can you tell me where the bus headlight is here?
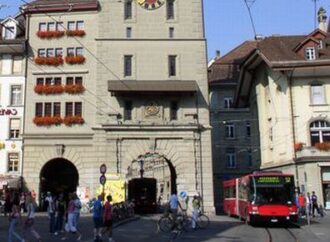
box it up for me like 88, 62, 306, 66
250, 206, 259, 214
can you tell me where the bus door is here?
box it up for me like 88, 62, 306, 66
236, 178, 239, 216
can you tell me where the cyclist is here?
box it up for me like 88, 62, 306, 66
191, 194, 201, 230
168, 191, 182, 230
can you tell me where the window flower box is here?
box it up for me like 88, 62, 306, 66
34, 85, 44, 94
314, 142, 330, 151
294, 142, 304, 152
63, 115, 85, 126
33, 116, 63, 126
36, 31, 65, 39
34, 85, 64, 95
65, 55, 85, 64
64, 84, 85, 94
66, 30, 86, 37
34, 56, 63, 66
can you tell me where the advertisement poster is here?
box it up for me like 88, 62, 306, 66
96, 173, 125, 203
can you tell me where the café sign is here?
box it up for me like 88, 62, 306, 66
0, 108, 17, 116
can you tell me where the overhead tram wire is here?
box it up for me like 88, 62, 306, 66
0, 24, 118, 118
243, 0, 257, 40
9, 1, 123, 114
19, 0, 131, 89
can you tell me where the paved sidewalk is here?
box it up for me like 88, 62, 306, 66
297, 212, 330, 241
0, 212, 138, 242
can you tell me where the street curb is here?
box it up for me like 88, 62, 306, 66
113, 216, 140, 228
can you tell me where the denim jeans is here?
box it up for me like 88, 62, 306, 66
49, 212, 56, 233
55, 213, 64, 232
8, 218, 24, 242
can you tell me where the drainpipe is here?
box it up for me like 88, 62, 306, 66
21, 13, 30, 192
286, 69, 299, 189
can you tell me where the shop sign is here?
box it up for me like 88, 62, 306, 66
0, 108, 17, 116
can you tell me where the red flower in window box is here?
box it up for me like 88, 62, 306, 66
66, 30, 85, 37
63, 115, 85, 126
314, 142, 330, 151
34, 56, 63, 66
34, 85, 44, 94
36, 31, 65, 39
64, 84, 85, 94
33, 116, 63, 126
294, 142, 304, 152
65, 55, 85, 64
34, 85, 64, 94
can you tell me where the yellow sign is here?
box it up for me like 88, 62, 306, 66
96, 173, 125, 204
0, 143, 5, 149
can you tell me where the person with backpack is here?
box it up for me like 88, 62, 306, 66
8, 204, 25, 242
102, 195, 115, 242
93, 195, 103, 242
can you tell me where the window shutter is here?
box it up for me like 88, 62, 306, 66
10, 119, 20, 130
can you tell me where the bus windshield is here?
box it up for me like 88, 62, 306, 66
250, 176, 295, 205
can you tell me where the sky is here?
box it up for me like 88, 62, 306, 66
1, 0, 330, 60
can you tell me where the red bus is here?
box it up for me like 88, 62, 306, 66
223, 171, 298, 224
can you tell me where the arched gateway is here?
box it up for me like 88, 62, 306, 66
126, 152, 177, 205
39, 158, 78, 201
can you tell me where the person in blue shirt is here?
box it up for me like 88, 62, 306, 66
93, 195, 103, 242
168, 191, 182, 229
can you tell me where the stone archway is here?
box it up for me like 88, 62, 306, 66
126, 152, 177, 202
39, 158, 78, 208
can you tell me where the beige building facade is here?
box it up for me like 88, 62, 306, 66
237, 20, 330, 209
22, 0, 214, 212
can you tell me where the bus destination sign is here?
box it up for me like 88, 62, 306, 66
256, 176, 292, 184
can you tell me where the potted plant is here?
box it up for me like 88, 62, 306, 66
34, 56, 64, 66
294, 142, 304, 152
64, 84, 85, 94
66, 30, 86, 37
36, 30, 65, 39
315, 142, 330, 151
63, 115, 85, 126
65, 55, 85, 64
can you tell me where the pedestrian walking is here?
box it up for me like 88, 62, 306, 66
102, 195, 115, 242
73, 193, 82, 229
4, 190, 12, 217
93, 195, 103, 242
306, 192, 312, 216
45, 192, 56, 234
191, 194, 201, 230
55, 193, 66, 235
311, 191, 323, 217
8, 204, 25, 242
19, 193, 26, 214
24, 194, 42, 242
61, 193, 81, 241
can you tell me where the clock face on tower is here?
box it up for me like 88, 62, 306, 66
137, 0, 165, 10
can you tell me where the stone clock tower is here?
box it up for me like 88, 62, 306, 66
95, 0, 214, 213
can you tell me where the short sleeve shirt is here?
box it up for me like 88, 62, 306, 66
169, 194, 179, 209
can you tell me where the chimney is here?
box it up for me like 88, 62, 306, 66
318, 7, 327, 32
215, 50, 221, 59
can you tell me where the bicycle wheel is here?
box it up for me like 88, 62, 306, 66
158, 216, 173, 232
182, 216, 194, 232
197, 214, 210, 229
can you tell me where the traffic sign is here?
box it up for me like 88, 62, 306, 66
99, 175, 106, 185
100, 164, 107, 174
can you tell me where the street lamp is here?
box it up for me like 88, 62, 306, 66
138, 159, 144, 178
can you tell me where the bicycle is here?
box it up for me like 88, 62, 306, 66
158, 209, 193, 233
192, 210, 210, 229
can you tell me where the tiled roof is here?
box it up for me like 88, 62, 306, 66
209, 31, 330, 85
208, 41, 257, 84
